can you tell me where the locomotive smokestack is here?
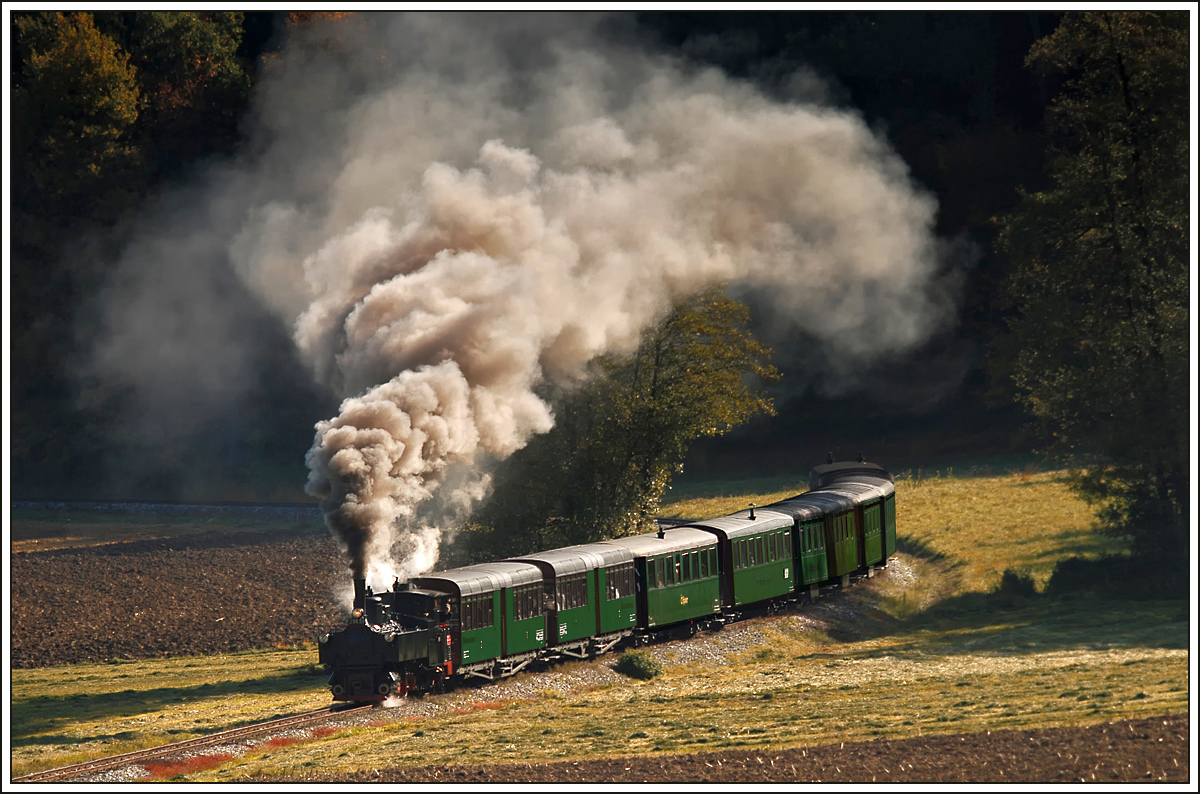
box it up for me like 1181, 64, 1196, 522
353, 578, 367, 611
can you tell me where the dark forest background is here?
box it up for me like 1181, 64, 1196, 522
8, 11, 1190, 565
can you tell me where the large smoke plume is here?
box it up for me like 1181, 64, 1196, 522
92, 14, 961, 593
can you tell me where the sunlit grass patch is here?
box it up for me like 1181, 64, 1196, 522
892, 469, 1122, 595
9, 648, 329, 777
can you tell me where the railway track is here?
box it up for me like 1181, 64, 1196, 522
12, 704, 372, 783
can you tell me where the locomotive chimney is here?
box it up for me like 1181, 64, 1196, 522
353, 578, 367, 611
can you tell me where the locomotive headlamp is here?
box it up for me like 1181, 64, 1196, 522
384, 633, 395, 642
319, 633, 330, 644
353, 608, 364, 619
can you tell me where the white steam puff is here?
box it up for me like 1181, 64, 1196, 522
228, 15, 957, 590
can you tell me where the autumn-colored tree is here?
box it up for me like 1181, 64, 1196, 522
122, 11, 251, 173
12, 12, 141, 217
995, 12, 1188, 559
468, 291, 778, 558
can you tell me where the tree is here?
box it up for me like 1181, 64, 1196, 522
12, 12, 141, 219
121, 11, 251, 174
469, 290, 779, 558
995, 12, 1188, 559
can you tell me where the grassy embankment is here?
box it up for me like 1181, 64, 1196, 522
9, 467, 1190, 780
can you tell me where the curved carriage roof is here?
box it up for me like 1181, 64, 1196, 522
772, 489, 857, 517
508, 542, 634, 577
683, 509, 793, 540
760, 497, 825, 522
598, 526, 718, 559
817, 478, 894, 504
809, 460, 894, 490
410, 560, 543, 598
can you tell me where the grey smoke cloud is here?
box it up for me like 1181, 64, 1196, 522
92, 13, 961, 590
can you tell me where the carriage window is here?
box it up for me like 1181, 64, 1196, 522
607, 562, 634, 600
557, 575, 585, 611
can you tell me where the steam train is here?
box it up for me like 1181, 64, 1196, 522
318, 456, 896, 701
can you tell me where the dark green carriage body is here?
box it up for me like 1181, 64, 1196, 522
685, 510, 795, 608
411, 561, 546, 672
826, 482, 885, 569
410, 567, 502, 672
794, 491, 859, 578
509, 543, 637, 645
806, 459, 897, 570
860, 499, 884, 567
883, 491, 897, 561
761, 499, 829, 586
817, 476, 896, 570
601, 528, 721, 630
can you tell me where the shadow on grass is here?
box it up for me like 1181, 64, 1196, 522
10, 664, 328, 746
831, 568, 1189, 660
894, 535, 952, 563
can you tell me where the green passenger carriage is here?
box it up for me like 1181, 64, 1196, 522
509, 543, 637, 658
758, 498, 829, 598
684, 508, 795, 616
411, 561, 547, 681
601, 527, 721, 632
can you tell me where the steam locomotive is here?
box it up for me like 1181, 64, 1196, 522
317, 456, 896, 701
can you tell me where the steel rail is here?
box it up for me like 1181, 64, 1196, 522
12, 704, 372, 783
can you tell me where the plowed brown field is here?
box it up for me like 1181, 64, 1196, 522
251, 715, 1189, 783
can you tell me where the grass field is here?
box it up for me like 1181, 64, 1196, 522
8, 467, 1192, 780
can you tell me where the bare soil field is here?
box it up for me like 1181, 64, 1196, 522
252, 715, 1188, 783
9, 520, 1190, 783
10, 524, 346, 668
